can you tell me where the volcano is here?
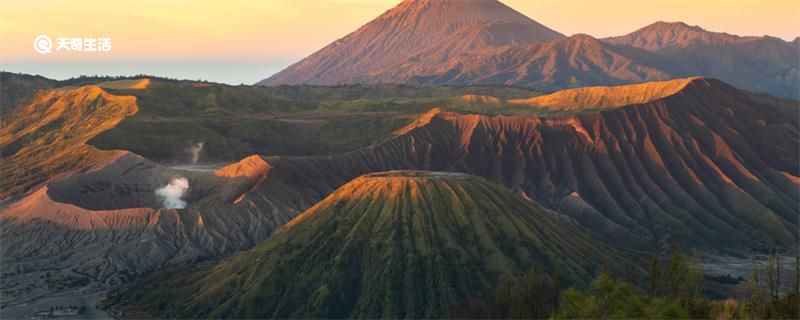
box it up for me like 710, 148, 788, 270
115, 171, 629, 319
234, 78, 800, 253
259, 0, 563, 86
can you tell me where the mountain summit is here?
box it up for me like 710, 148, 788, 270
259, 0, 563, 86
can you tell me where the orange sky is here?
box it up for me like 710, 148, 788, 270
1, 0, 798, 83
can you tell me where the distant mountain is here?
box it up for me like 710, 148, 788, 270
405, 34, 676, 91
259, 0, 563, 86
259, 3, 800, 99
604, 22, 800, 98
114, 171, 630, 318
603, 21, 758, 51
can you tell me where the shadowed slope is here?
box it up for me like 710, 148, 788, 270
410, 34, 674, 90
117, 171, 629, 319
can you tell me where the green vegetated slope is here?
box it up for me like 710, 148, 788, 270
117, 171, 631, 319
250, 83, 543, 102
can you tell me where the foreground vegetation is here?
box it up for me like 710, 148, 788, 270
450, 251, 800, 319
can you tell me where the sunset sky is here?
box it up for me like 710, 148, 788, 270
2, 0, 798, 84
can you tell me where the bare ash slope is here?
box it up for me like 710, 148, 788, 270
241, 78, 799, 252
0, 152, 294, 306
260, 0, 563, 86
115, 171, 630, 319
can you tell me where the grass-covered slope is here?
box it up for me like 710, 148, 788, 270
116, 171, 629, 319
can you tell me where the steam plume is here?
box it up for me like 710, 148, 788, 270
188, 142, 205, 164
155, 177, 190, 209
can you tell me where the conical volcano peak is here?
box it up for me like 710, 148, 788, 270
387, 0, 543, 25
259, 0, 563, 86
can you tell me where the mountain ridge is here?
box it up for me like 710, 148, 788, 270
603, 21, 761, 51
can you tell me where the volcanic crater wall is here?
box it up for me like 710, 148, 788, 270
242, 78, 799, 252
47, 153, 246, 210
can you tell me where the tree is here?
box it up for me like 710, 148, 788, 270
795, 255, 799, 297
650, 253, 661, 297
766, 253, 782, 308
552, 272, 688, 319
648, 249, 703, 304
490, 276, 513, 319
749, 261, 763, 319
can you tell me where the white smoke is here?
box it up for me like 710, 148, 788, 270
155, 177, 190, 209
188, 142, 204, 164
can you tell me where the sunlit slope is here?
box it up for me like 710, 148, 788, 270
98, 78, 151, 90
120, 171, 629, 319
0, 86, 138, 199
509, 78, 697, 111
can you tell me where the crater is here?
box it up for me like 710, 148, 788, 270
46, 152, 251, 210
362, 170, 474, 179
